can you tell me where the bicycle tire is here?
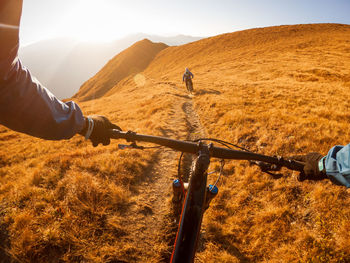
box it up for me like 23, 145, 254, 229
171, 147, 210, 263
186, 80, 193, 94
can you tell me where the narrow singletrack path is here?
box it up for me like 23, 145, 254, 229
118, 83, 207, 262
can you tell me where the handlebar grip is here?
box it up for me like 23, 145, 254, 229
279, 159, 304, 172
109, 129, 124, 138
109, 129, 137, 141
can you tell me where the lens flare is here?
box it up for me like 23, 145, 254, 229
134, 74, 146, 87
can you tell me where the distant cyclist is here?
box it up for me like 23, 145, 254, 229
291, 144, 350, 188
182, 68, 194, 94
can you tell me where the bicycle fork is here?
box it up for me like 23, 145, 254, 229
172, 143, 219, 210
171, 143, 219, 263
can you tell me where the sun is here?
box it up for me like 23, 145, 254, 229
60, 0, 135, 43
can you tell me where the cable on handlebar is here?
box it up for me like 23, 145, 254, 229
192, 138, 252, 152
176, 137, 285, 186
177, 152, 184, 180
211, 159, 225, 188
194, 138, 297, 176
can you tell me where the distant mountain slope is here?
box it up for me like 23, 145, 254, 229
19, 34, 202, 99
144, 23, 350, 80
72, 39, 168, 101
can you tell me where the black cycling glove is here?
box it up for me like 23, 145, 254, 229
290, 152, 327, 181
79, 115, 121, 147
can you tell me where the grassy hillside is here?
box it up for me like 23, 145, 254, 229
73, 39, 168, 101
1, 23, 350, 262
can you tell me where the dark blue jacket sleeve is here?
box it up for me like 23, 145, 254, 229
0, 0, 84, 140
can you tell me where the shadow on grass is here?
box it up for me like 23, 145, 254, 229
195, 88, 221, 95
164, 92, 191, 100
201, 230, 251, 263
0, 219, 19, 263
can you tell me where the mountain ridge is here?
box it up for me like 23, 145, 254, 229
19, 33, 203, 99
94, 23, 349, 100
72, 39, 168, 101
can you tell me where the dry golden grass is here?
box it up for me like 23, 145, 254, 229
0, 74, 188, 262
1, 23, 350, 262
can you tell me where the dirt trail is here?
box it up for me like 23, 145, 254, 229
119, 84, 207, 262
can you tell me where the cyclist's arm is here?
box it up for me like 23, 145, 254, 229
0, 0, 85, 140
323, 144, 350, 188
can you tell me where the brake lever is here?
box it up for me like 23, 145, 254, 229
249, 160, 282, 172
118, 142, 144, 150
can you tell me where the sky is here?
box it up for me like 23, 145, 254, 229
20, 0, 350, 46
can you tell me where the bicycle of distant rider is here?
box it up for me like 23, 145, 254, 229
185, 79, 194, 94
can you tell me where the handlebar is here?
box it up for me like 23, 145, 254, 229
109, 130, 304, 172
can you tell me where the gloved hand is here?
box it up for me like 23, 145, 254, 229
79, 115, 121, 147
289, 152, 327, 181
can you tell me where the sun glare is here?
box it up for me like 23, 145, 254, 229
60, 0, 136, 43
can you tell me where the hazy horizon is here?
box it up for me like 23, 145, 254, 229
20, 0, 350, 46
19, 32, 205, 48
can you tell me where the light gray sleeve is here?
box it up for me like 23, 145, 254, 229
324, 145, 350, 188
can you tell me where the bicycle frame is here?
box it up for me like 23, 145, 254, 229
109, 130, 304, 262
